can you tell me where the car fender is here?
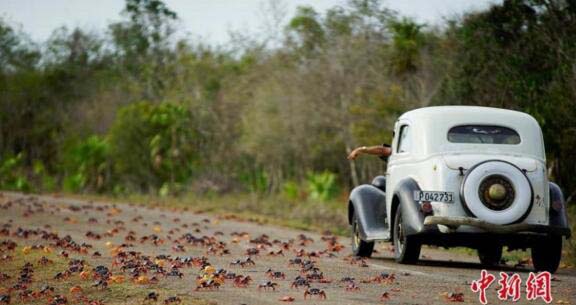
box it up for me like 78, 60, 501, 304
348, 184, 389, 241
549, 182, 571, 238
392, 178, 427, 236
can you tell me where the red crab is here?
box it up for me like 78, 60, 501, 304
233, 275, 252, 288
229, 257, 255, 267
291, 276, 310, 289
266, 268, 286, 280
163, 296, 181, 304
362, 272, 396, 284
195, 279, 221, 291
304, 288, 326, 300
144, 292, 159, 302
345, 282, 360, 292
444, 292, 464, 302
257, 281, 278, 291
267, 250, 284, 256
380, 292, 390, 301
245, 248, 259, 256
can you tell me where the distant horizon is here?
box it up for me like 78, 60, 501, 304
1, 0, 501, 45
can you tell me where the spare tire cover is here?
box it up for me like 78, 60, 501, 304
460, 160, 533, 225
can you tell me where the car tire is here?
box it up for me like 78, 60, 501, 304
461, 160, 533, 225
393, 205, 421, 264
351, 213, 374, 257
532, 235, 562, 273
477, 246, 503, 266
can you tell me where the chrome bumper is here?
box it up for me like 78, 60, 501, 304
424, 216, 571, 237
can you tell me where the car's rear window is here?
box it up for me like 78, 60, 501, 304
447, 125, 521, 144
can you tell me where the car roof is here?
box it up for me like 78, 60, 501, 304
395, 106, 545, 160
398, 106, 535, 122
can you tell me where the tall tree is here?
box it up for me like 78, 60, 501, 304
434, 0, 576, 198
109, 0, 178, 100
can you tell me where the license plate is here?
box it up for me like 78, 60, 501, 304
413, 191, 454, 203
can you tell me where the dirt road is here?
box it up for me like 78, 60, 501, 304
0, 192, 574, 305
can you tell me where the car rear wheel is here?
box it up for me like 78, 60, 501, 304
532, 235, 562, 273
477, 245, 502, 266
351, 213, 374, 257
393, 205, 421, 264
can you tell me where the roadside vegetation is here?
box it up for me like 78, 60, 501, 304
0, 0, 575, 264
114, 192, 349, 235
567, 206, 576, 266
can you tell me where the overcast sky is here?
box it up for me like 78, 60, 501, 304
1, 0, 501, 45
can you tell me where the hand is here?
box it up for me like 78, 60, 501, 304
347, 148, 361, 160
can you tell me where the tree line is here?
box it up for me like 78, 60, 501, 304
0, 0, 574, 203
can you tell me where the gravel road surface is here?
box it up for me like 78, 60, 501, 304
0, 192, 574, 305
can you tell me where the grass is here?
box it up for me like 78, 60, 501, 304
0, 246, 212, 305
448, 246, 531, 264
69, 191, 351, 236
565, 205, 576, 267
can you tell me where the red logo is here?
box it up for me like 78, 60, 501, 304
526, 271, 552, 303
471, 270, 553, 304
470, 270, 496, 304
497, 272, 522, 302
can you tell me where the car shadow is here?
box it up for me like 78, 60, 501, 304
371, 256, 576, 277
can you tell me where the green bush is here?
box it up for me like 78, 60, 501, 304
32, 160, 56, 192
306, 171, 338, 201
63, 173, 85, 193
0, 154, 31, 192
62, 135, 110, 193
281, 180, 301, 201
108, 101, 198, 194
239, 169, 269, 195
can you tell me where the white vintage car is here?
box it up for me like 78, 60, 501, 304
348, 106, 571, 273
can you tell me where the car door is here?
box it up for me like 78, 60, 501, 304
386, 120, 412, 223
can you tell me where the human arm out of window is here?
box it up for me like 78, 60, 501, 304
347, 144, 391, 160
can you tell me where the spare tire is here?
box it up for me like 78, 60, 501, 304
460, 160, 533, 225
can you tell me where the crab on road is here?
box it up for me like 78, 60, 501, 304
257, 281, 279, 291
304, 288, 326, 300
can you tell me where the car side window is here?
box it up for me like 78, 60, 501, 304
397, 125, 410, 153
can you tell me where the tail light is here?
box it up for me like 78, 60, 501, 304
421, 201, 433, 215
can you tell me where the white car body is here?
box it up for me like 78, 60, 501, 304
348, 105, 570, 272
385, 106, 548, 231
